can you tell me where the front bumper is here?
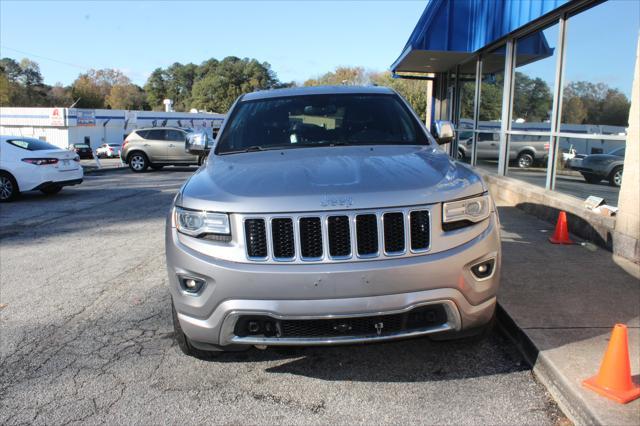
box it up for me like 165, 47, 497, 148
166, 214, 501, 347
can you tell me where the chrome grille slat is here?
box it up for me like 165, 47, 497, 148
242, 206, 431, 263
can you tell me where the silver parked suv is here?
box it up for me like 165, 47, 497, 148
121, 127, 198, 172
166, 86, 501, 357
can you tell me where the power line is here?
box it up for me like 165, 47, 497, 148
0, 45, 90, 71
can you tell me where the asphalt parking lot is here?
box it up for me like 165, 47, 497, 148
0, 168, 568, 425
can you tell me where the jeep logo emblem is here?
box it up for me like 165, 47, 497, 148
321, 195, 353, 208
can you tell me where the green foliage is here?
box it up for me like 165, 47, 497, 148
513, 73, 552, 122
106, 84, 147, 110
563, 81, 630, 126
190, 57, 279, 112
369, 71, 429, 120
304, 66, 368, 87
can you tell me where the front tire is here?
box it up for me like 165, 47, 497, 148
516, 152, 534, 168
128, 152, 149, 172
608, 167, 623, 187
41, 185, 62, 195
0, 172, 19, 202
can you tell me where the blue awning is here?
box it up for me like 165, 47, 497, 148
391, 0, 570, 75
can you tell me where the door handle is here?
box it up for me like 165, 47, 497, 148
144, 144, 150, 147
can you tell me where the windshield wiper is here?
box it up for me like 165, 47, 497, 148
221, 145, 266, 155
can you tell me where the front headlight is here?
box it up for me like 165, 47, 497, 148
442, 194, 491, 231
175, 207, 231, 240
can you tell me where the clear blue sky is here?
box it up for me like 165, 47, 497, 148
1, 0, 638, 96
0, 1, 425, 85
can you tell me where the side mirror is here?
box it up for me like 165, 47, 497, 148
185, 132, 212, 155
432, 120, 455, 145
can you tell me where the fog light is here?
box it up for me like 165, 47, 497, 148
248, 321, 260, 333
179, 277, 205, 293
471, 259, 495, 280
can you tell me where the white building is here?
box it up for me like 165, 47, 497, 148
0, 107, 225, 150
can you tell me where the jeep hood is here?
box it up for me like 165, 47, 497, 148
180, 145, 485, 213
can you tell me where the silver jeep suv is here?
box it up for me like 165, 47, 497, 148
166, 86, 501, 357
121, 127, 198, 172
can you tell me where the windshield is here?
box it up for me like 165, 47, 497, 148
7, 138, 60, 151
608, 147, 625, 157
215, 94, 429, 154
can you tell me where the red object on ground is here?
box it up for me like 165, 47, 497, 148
549, 211, 573, 244
583, 324, 640, 404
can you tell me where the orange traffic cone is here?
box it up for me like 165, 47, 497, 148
583, 324, 640, 404
549, 211, 573, 244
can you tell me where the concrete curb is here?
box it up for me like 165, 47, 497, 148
495, 304, 599, 425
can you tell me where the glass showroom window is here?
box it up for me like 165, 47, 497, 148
557, 0, 637, 205
456, 74, 477, 163
476, 45, 506, 174
506, 22, 560, 188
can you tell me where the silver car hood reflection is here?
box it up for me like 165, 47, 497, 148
179, 145, 485, 213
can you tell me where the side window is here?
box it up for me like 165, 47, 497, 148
136, 130, 149, 139
145, 129, 166, 140
166, 130, 185, 142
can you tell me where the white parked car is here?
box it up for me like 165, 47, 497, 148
96, 143, 122, 158
0, 136, 84, 202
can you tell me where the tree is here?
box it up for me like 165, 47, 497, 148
164, 62, 197, 111
190, 57, 279, 112
0, 73, 13, 106
561, 96, 587, 124
512, 73, 552, 122
600, 89, 630, 126
18, 59, 44, 87
71, 74, 105, 108
562, 81, 630, 126
369, 71, 429, 120
144, 68, 168, 111
106, 84, 147, 110
0, 58, 23, 82
71, 68, 134, 109
304, 66, 368, 86
47, 83, 73, 107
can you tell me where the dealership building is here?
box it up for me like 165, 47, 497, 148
392, 0, 639, 262
0, 107, 224, 150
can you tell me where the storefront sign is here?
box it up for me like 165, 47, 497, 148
49, 108, 65, 126
77, 110, 96, 127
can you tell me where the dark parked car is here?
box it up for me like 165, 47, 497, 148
568, 147, 625, 187
69, 143, 94, 159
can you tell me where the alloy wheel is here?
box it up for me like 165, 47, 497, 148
0, 176, 14, 201
613, 169, 623, 186
131, 155, 145, 171
518, 155, 533, 168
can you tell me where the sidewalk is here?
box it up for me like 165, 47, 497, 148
496, 205, 640, 425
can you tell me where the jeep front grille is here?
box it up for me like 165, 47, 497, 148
244, 219, 268, 259
242, 206, 431, 263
